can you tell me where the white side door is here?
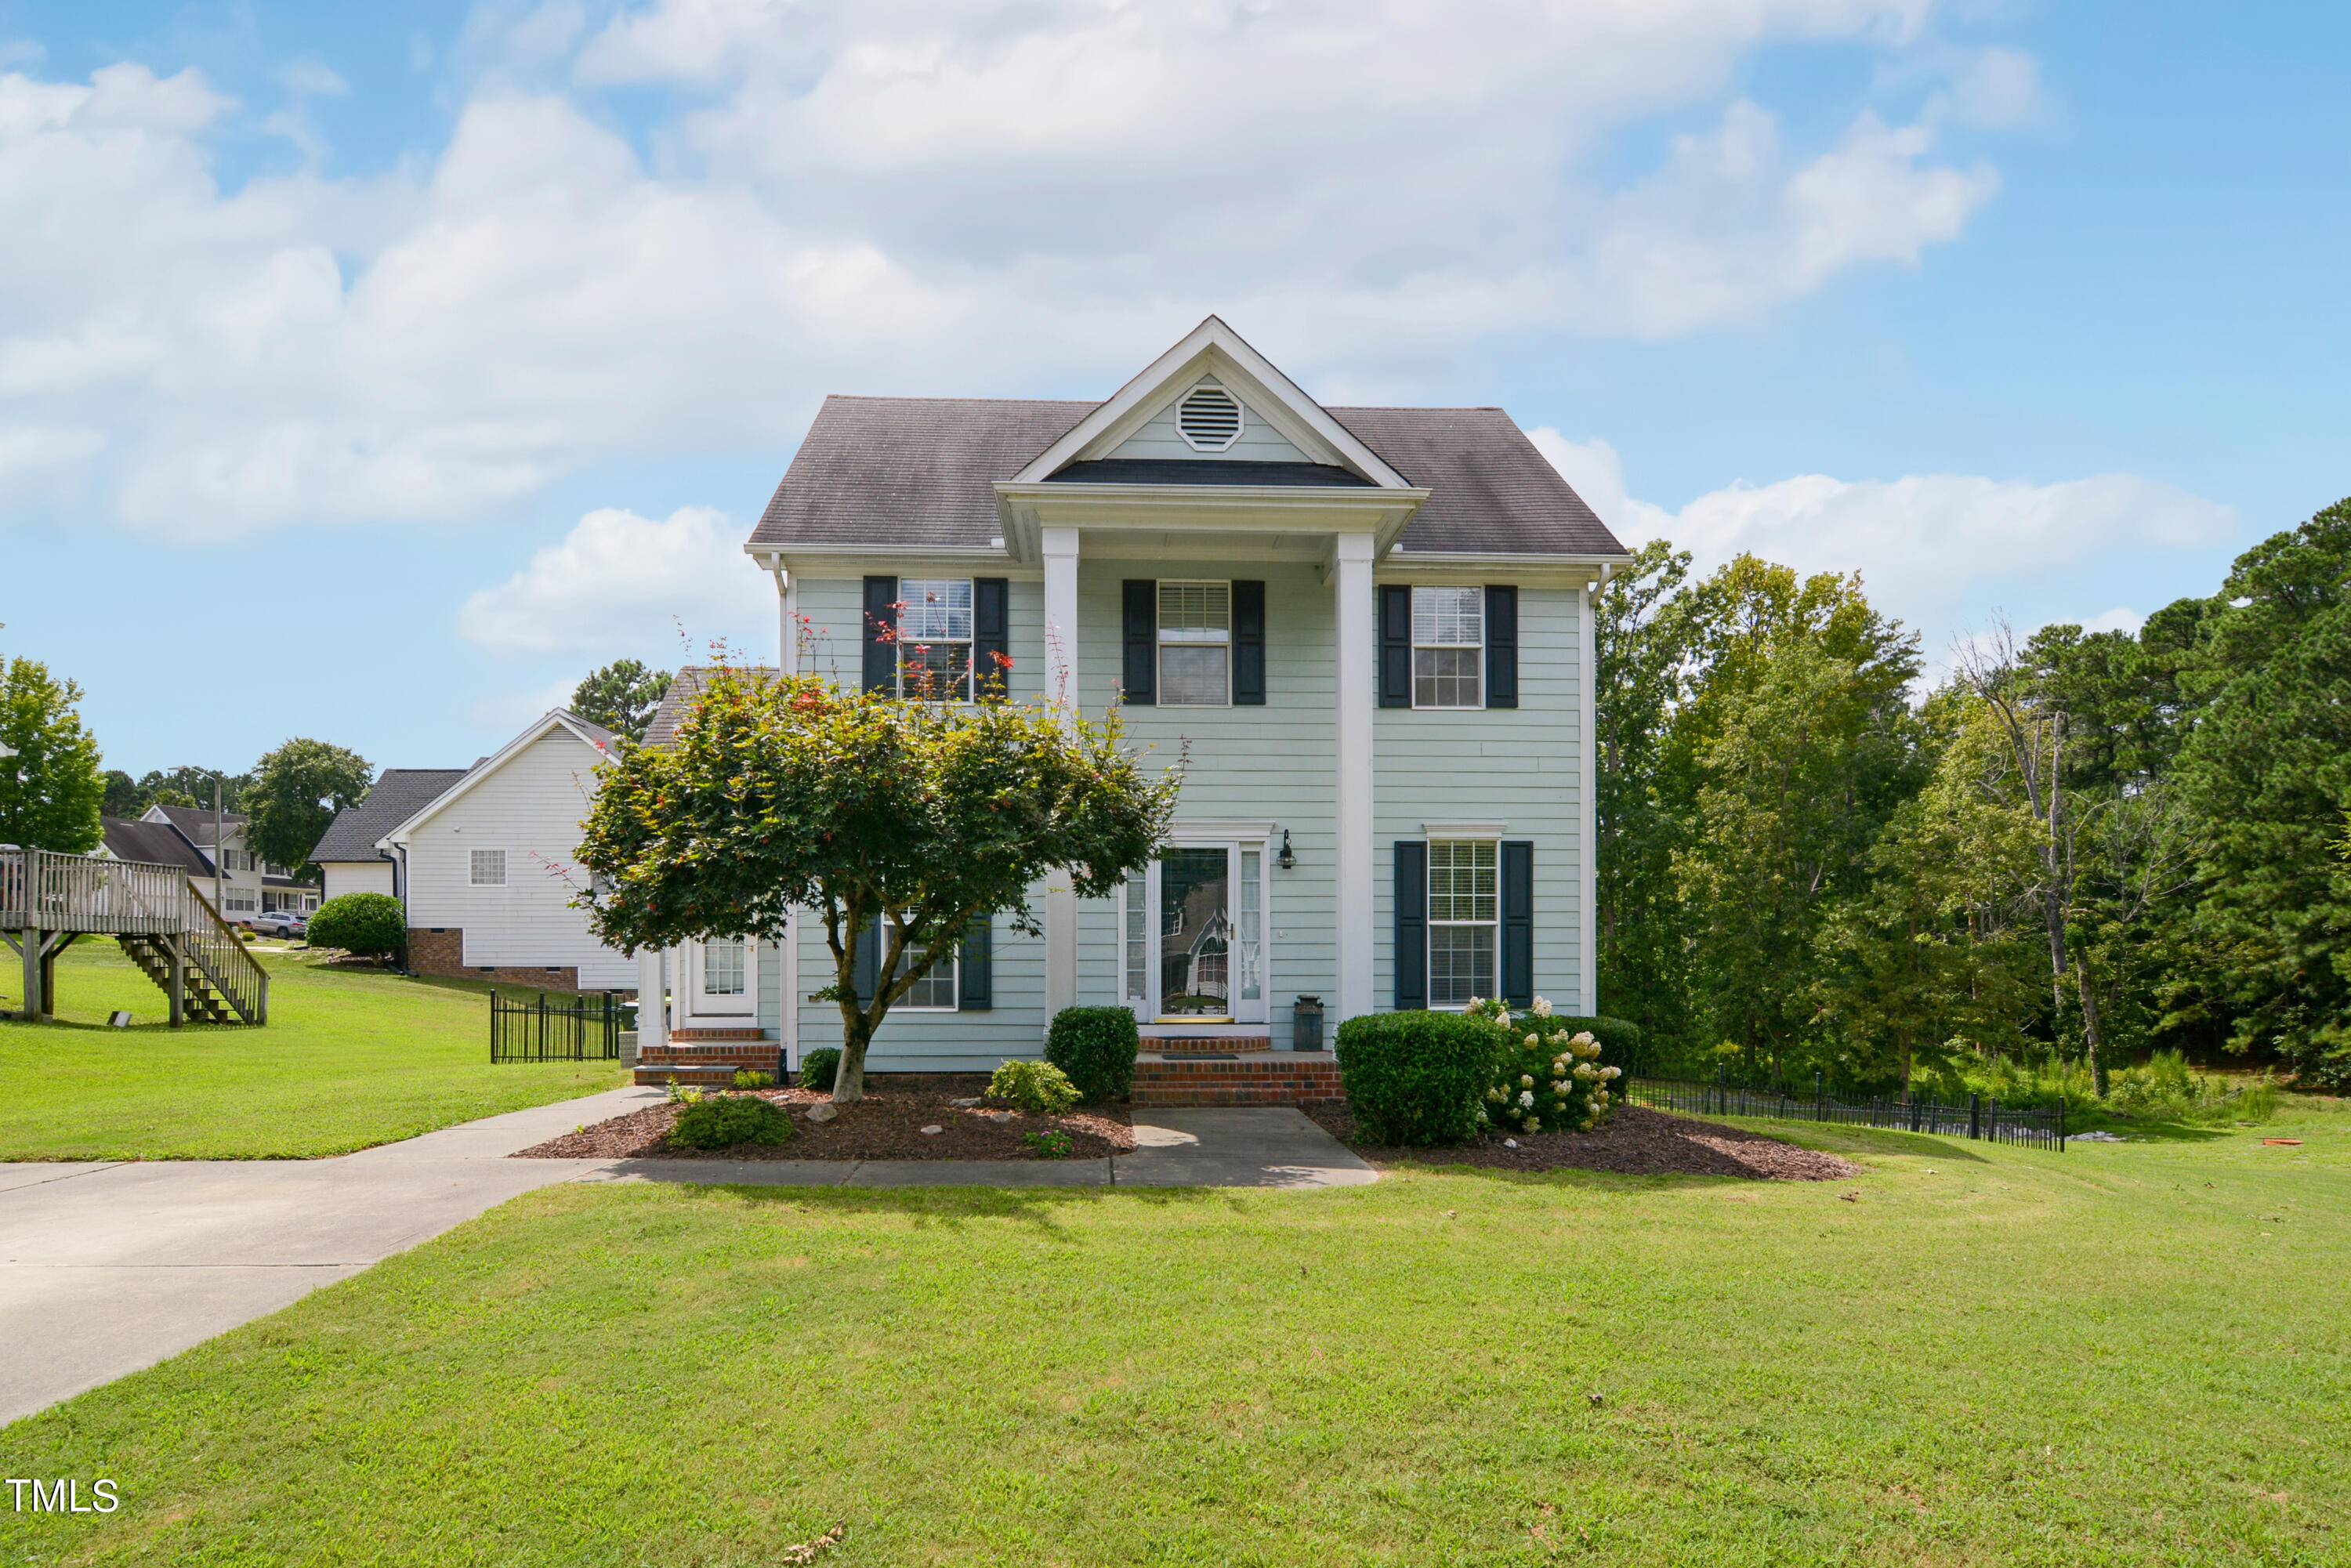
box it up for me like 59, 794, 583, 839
682, 936, 755, 1023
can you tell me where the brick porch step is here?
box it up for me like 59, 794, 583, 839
668, 1027, 766, 1041
633, 1063, 748, 1088
1148, 1035, 1273, 1054
1132, 1052, 1342, 1106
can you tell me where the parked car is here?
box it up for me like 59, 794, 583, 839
252, 911, 308, 940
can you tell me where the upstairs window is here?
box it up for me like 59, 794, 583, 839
1412, 586, 1483, 708
897, 578, 973, 701
1157, 581, 1231, 706
469, 849, 507, 887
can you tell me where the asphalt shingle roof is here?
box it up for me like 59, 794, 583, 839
746, 395, 1626, 558
150, 803, 244, 847
643, 667, 781, 751
100, 817, 212, 876
307, 769, 469, 864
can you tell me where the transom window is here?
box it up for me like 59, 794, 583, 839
1427, 838, 1498, 1007
1413, 586, 1483, 708
469, 849, 507, 887
1158, 581, 1230, 706
897, 578, 973, 701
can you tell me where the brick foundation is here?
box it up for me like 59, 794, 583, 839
405, 927, 580, 991
1131, 1052, 1343, 1106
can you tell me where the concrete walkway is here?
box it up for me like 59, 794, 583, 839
0, 1091, 1370, 1425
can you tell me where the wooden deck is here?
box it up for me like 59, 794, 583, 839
2, 848, 269, 1025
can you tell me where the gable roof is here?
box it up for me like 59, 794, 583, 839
375, 711, 618, 848
307, 769, 471, 865
147, 803, 245, 847
745, 318, 1626, 562
100, 817, 213, 876
643, 665, 782, 750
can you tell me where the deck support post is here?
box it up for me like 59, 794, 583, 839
165, 936, 186, 1028
19, 919, 38, 1021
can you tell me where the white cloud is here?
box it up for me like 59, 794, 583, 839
0, 424, 104, 504
2078, 607, 2146, 637
458, 504, 773, 662
1527, 426, 2237, 658
280, 60, 350, 98
0, 6, 2023, 539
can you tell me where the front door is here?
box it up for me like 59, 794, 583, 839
683, 936, 755, 1024
1122, 841, 1267, 1025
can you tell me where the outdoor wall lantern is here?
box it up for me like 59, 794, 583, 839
1277, 829, 1297, 870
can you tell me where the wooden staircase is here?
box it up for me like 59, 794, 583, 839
4, 848, 267, 1026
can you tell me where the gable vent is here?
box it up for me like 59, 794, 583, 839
1176, 385, 1244, 451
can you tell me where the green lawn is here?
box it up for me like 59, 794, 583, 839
3, 1098, 2344, 1564
0, 940, 624, 1159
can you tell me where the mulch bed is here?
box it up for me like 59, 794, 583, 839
1299, 1101, 1862, 1181
513, 1074, 1136, 1162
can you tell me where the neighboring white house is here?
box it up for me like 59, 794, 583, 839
137, 804, 321, 920
635, 316, 1631, 1085
375, 710, 634, 991
309, 769, 469, 901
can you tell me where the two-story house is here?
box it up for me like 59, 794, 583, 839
633, 317, 1628, 1092
135, 804, 320, 922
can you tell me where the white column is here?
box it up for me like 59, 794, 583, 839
636, 945, 667, 1050
1333, 534, 1375, 1021
775, 566, 794, 675
1579, 578, 1599, 1015
781, 921, 799, 1067
1041, 526, 1081, 1019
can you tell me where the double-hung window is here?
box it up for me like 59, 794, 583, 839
1413, 587, 1483, 708
889, 922, 957, 1009
897, 578, 973, 701
701, 936, 746, 996
1426, 839, 1498, 1006
1157, 581, 1230, 705
469, 849, 507, 887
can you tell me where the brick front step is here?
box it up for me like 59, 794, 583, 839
633, 1063, 748, 1088
1132, 1052, 1342, 1106
1147, 1035, 1273, 1054
668, 1027, 766, 1041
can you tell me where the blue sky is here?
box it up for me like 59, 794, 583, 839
0, 0, 2344, 779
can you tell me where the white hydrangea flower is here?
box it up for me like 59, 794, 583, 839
1523, 1032, 1538, 1047
1574, 1063, 1596, 1080
1532, 995, 1552, 1017
1517, 1089, 1534, 1108
1602, 1065, 1621, 1080
1520, 1074, 1534, 1088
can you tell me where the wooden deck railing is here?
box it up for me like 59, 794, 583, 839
4, 847, 269, 1024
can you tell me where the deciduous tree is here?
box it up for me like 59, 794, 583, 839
248, 739, 374, 875
0, 657, 103, 854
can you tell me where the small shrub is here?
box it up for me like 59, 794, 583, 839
2106, 1051, 2277, 1125
1474, 999, 1619, 1134
798, 1048, 841, 1092
733, 1068, 774, 1090
1046, 1005, 1141, 1103
664, 1075, 694, 1105
989, 1059, 1081, 1114
671, 1093, 794, 1150
1334, 1010, 1499, 1146
1023, 1129, 1074, 1159
306, 892, 407, 959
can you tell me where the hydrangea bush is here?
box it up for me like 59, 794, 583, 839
1469, 995, 1622, 1135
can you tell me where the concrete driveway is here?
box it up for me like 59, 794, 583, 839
0, 1091, 1371, 1425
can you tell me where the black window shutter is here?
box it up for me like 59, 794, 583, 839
1233, 579, 1266, 704
1393, 840, 1427, 1011
1379, 584, 1414, 708
1122, 579, 1157, 704
958, 917, 992, 1010
852, 921, 879, 1005
973, 578, 1009, 699
1500, 840, 1534, 1009
1485, 585, 1519, 708
862, 576, 898, 694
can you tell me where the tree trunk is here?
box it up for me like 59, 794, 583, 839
2074, 957, 2107, 1098
831, 1011, 873, 1103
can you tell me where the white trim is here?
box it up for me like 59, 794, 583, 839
1421, 823, 1507, 839
1579, 580, 1599, 1015
1167, 820, 1275, 841
375, 711, 613, 851
1333, 533, 1375, 1022
1009, 316, 1411, 491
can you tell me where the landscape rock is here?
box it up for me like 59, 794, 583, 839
949, 1096, 983, 1107
920, 1124, 944, 1135
987, 1110, 1017, 1124
804, 1103, 839, 1124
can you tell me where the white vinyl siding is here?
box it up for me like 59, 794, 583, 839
1102, 382, 1311, 464
396, 726, 637, 990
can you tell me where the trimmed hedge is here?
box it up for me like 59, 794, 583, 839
1549, 1015, 1644, 1069
797, 1047, 841, 1092
306, 892, 406, 959
1045, 1005, 1141, 1103
1333, 1010, 1501, 1146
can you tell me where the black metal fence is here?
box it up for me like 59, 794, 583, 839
1625, 1066, 2067, 1150
490, 990, 622, 1063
